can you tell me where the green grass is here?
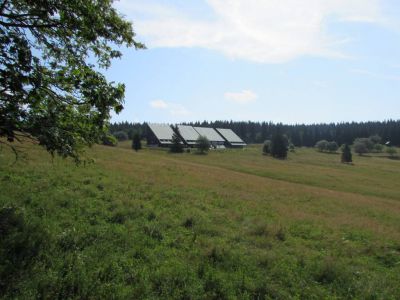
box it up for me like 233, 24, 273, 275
1, 141, 400, 299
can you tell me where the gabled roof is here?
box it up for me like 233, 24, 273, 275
148, 123, 175, 143
194, 127, 225, 142
216, 128, 246, 145
177, 125, 200, 144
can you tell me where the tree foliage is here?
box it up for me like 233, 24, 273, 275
170, 133, 183, 153
355, 138, 374, 152
386, 146, 397, 157
315, 140, 329, 152
270, 132, 288, 159
353, 140, 368, 156
369, 135, 381, 145
132, 133, 141, 152
0, 0, 144, 162
326, 141, 339, 153
262, 140, 271, 155
196, 135, 210, 154
341, 144, 352, 163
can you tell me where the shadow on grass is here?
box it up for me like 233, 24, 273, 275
387, 156, 400, 160
320, 152, 340, 155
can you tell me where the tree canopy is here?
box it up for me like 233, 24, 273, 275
0, 0, 144, 161
270, 131, 288, 159
170, 132, 184, 153
196, 135, 210, 154
132, 133, 141, 152
341, 144, 352, 163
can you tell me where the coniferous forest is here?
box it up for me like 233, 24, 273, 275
109, 120, 400, 146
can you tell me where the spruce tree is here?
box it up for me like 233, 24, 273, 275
170, 133, 184, 153
341, 144, 352, 163
132, 133, 142, 152
271, 132, 288, 159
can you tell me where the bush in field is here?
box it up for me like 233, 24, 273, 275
271, 132, 288, 159
132, 133, 142, 152
196, 136, 210, 154
262, 140, 272, 155
354, 138, 374, 153
353, 139, 369, 155
373, 143, 384, 153
113, 131, 128, 141
341, 144, 352, 163
369, 135, 382, 145
368, 135, 384, 152
327, 141, 339, 153
315, 140, 329, 152
170, 133, 184, 153
289, 143, 295, 152
386, 147, 397, 157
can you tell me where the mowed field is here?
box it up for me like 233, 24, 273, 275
1, 141, 400, 299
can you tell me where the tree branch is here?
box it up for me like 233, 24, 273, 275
0, 0, 9, 15
0, 20, 60, 29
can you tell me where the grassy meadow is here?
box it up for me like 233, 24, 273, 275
1, 141, 400, 299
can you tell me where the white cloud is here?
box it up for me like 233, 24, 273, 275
224, 90, 258, 104
116, 0, 384, 63
150, 99, 168, 109
149, 99, 190, 116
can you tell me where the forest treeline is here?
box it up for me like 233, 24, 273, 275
109, 120, 400, 146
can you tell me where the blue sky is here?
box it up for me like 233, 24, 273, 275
107, 0, 400, 124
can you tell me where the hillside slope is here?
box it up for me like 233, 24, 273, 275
1, 142, 399, 299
